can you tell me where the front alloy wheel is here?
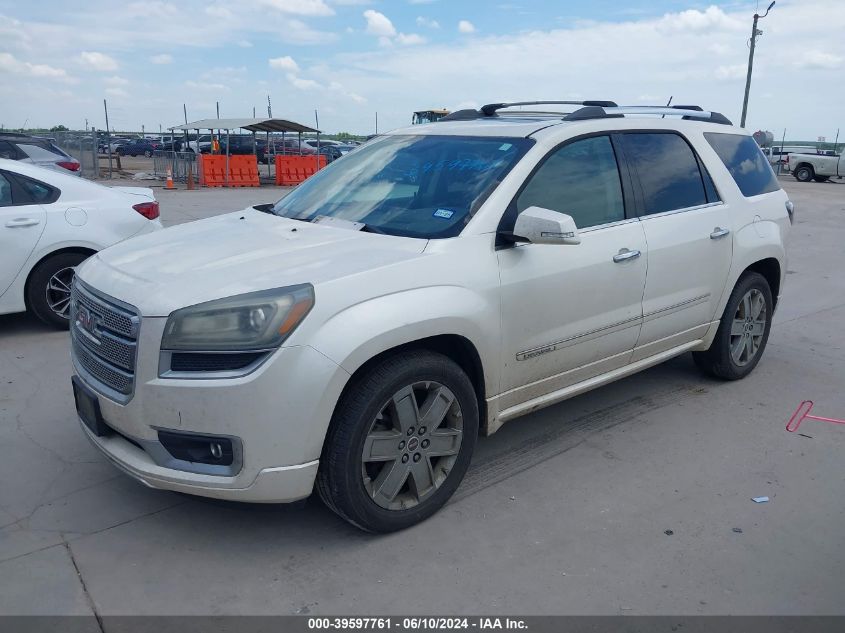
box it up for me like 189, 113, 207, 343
45, 267, 75, 320
362, 381, 463, 510
318, 351, 478, 532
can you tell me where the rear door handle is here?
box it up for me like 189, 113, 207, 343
710, 227, 730, 239
613, 249, 641, 263
5, 218, 41, 228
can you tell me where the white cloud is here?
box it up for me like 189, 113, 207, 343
416, 16, 440, 29
655, 6, 744, 34
105, 87, 128, 98
364, 10, 396, 37
794, 50, 843, 69
396, 32, 426, 45
126, 1, 178, 18
458, 20, 476, 34
104, 75, 129, 86
150, 53, 173, 65
714, 64, 746, 80
257, 0, 334, 16
282, 19, 338, 45
237, 40, 253, 48
205, 5, 233, 18
185, 80, 229, 91
287, 73, 322, 90
269, 56, 300, 72
79, 51, 118, 71
0, 52, 70, 79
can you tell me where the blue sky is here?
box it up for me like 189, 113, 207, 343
1, 0, 843, 137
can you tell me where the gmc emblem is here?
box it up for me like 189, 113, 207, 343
76, 305, 99, 337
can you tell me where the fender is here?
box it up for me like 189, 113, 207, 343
307, 285, 500, 399
696, 219, 785, 350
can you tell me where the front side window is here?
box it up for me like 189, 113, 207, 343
272, 135, 533, 239
515, 135, 625, 229
704, 132, 780, 197
622, 132, 707, 215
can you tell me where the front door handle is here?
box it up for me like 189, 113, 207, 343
5, 218, 41, 228
613, 248, 641, 263
710, 227, 730, 239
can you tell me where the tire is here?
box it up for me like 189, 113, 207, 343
793, 165, 813, 182
813, 176, 829, 183
144, 150, 152, 158
26, 252, 89, 328
318, 350, 479, 533
693, 272, 773, 380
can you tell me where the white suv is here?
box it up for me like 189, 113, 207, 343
69, 101, 792, 532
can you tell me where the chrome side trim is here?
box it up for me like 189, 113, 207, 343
637, 201, 724, 221
516, 315, 642, 361
642, 293, 710, 322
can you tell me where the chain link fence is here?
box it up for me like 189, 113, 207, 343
50, 130, 100, 178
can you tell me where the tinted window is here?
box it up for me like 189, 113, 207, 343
18, 176, 56, 203
0, 173, 12, 205
516, 135, 624, 229
704, 132, 780, 197
623, 133, 707, 214
702, 164, 721, 203
16, 143, 63, 161
272, 135, 532, 239
0, 141, 18, 160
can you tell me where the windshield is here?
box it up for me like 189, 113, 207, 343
271, 134, 533, 239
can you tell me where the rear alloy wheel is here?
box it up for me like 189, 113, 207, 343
693, 272, 772, 380
26, 252, 89, 328
793, 165, 813, 182
318, 351, 478, 532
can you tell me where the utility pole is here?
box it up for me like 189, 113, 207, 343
740, 1, 775, 128
216, 101, 220, 119
267, 95, 272, 118
103, 99, 112, 179
375, 112, 378, 134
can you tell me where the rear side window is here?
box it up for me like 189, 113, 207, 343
622, 132, 707, 214
16, 143, 64, 161
516, 135, 625, 229
0, 173, 12, 205
18, 175, 58, 203
704, 133, 780, 197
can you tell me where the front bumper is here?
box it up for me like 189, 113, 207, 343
73, 315, 350, 503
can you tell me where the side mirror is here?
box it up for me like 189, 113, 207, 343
511, 206, 581, 245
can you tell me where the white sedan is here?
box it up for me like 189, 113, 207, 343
0, 159, 163, 327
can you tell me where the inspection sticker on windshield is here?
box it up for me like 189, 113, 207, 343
433, 209, 455, 219
499, 143, 512, 151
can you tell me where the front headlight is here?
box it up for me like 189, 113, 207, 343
161, 284, 314, 351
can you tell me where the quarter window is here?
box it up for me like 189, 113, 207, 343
622, 132, 707, 214
0, 174, 12, 206
516, 135, 625, 229
18, 175, 56, 203
704, 132, 780, 197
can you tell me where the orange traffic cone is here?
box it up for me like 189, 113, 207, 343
165, 167, 177, 190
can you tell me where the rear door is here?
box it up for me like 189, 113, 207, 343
620, 131, 732, 362
0, 171, 48, 297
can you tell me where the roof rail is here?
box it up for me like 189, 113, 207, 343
440, 101, 618, 122
563, 105, 733, 125
480, 100, 618, 116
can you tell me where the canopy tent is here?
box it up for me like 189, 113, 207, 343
170, 118, 319, 134
169, 117, 322, 183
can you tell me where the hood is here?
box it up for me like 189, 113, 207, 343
77, 208, 427, 316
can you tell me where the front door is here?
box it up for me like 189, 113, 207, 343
496, 135, 647, 414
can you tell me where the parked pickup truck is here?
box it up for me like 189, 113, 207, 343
788, 152, 844, 182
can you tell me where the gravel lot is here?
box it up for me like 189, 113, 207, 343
1, 177, 843, 616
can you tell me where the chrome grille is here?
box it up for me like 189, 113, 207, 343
70, 280, 140, 401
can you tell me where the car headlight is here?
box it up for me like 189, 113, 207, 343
161, 284, 314, 351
